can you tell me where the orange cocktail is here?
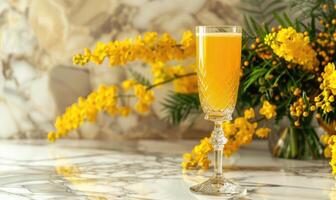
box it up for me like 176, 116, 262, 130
191, 26, 245, 197
196, 31, 242, 117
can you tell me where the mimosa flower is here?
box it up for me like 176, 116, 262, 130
323, 133, 336, 172
150, 62, 197, 93
182, 108, 269, 170
315, 63, 336, 113
329, 137, 336, 174
255, 127, 271, 138
134, 101, 150, 114
118, 107, 131, 117
48, 85, 119, 142
227, 116, 258, 152
289, 96, 313, 126
244, 108, 255, 119
73, 31, 195, 67
321, 134, 330, 145
322, 63, 336, 95
181, 137, 212, 170
173, 76, 198, 93
122, 79, 137, 91
48, 81, 157, 142
264, 27, 318, 71
325, 146, 332, 158
259, 101, 277, 119
132, 84, 155, 114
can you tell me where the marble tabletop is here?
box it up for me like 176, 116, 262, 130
0, 139, 333, 200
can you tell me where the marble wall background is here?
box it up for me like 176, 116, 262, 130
0, 0, 288, 139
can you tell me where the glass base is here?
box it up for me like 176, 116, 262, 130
190, 176, 247, 198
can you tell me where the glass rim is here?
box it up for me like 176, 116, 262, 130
195, 25, 242, 33
195, 25, 242, 29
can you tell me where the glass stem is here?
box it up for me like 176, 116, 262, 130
214, 149, 223, 177
211, 121, 227, 178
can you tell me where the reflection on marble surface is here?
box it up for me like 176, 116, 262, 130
0, 140, 333, 199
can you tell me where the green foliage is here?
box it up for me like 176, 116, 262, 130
273, 12, 294, 27
242, 67, 268, 92
239, 0, 288, 37
127, 68, 151, 86
239, 41, 319, 123
237, 0, 335, 125
322, 111, 336, 124
162, 93, 201, 124
244, 16, 269, 38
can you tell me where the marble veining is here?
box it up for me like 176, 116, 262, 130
0, 140, 333, 200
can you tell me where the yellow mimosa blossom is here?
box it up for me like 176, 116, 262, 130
223, 117, 257, 157
134, 101, 150, 114
244, 108, 255, 119
133, 84, 155, 114
118, 107, 131, 117
73, 31, 195, 67
170, 65, 197, 93
180, 30, 196, 56
264, 32, 276, 45
122, 79, 137, 91
151, 62, 168, 84
150, 62, 197, 93
289, 96, 313, 126
259, 101, 277, 119
321, 63, 336, 95
182, 108, 269, 170
325, 146, 332, 158
72, 48, 91, 66
315, 63, 336, 113
264, 27, 318, 71
321, 133, 330, 145
181, 137, 212, 170
48, 82, 157, 141
48, 85, 119, 142
325, 134, 336, 174
330, 136, 336, 174
255, 127, 271, 138
173, 75, 198, 93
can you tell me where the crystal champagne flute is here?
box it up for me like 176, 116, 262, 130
190, 25, 247, 197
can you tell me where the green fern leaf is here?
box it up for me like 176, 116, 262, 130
127, 68, 151, 86
162, 93, 201, 124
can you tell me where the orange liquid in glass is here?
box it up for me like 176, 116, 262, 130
196, 33, 242, 111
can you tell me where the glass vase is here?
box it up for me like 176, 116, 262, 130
268, 124, 324, 159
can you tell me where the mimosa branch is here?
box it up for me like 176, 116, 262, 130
146, 72, 197, 90
116, 72, 197, 99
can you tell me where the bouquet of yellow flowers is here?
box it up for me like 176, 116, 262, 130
48, 0, 336, 174
182, 0, 336, 172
